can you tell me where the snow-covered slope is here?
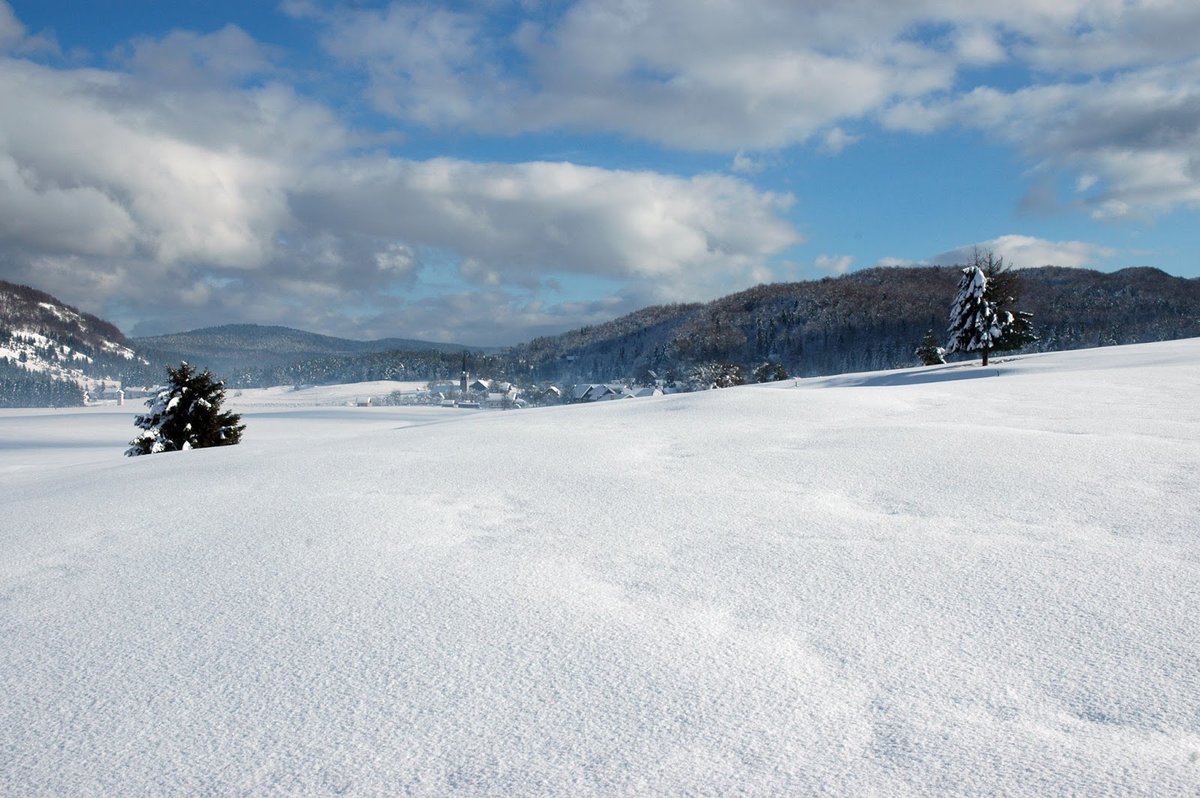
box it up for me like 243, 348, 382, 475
0, 280, 142, 400
3, 340, 1199, 795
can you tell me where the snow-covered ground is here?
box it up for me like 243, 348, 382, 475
228, 380, 431, 407
2, 340, 1199, 795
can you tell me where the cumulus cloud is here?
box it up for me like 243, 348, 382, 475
730, 151, 764, 175
294, 1, 1200, 223
0, 12, 802, 343
112, 24, 277, 88
889, 60, 1200, 219
296, 1, 1200, 156
305, 0, 961, 150
4, 1, 1195, 343
0, 2, 23, 48
873, 256, 922, 268
815, 254, 854, 275
0, 58, 299, 272
931, 235, 1116, 270
952, 27, 1007, 66
879, 1, 1200, 222
0, 0, 56, 55
292, 158, 799, 292
1012, 0, 1200, 73
818, 128, 861, 155
306, 3, 510, 127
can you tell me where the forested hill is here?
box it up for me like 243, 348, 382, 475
508, 266, 1200, 382
0, 280, 147, 406
4, 266, 1200, 401
132, 324, 496, 376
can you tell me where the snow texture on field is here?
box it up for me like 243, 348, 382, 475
2, 340, 1199, 796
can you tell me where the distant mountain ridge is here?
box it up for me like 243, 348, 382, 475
3, 265, 1200, 404
133, 324, 497, 376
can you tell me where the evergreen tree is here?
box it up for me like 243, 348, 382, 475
993, 310, 1038, 352
753, 361, 789, 382
915, 330, 947, 365
947, 264, 1004, 366
981, 252, 1038, 352
0, 359, 86, 407
687, 361, 746, 390
126, 362, 245, 456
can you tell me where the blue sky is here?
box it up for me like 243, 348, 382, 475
1, 1, 1197, 344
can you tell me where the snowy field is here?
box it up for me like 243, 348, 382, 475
2, 340, 1199, 795
227, 380, 431, 407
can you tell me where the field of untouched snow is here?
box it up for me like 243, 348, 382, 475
3, 340, 1199, 795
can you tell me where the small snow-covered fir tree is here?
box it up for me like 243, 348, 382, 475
126, 362, 244, 456
992, 308, 1038, 352
687, 361, 746, 390
947, 264, 1006, 366
753, 361, 789, 383
915, 330, 947, 365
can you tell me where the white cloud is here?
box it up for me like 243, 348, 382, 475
952, 27, 1007, 66
0, 152, 138, 256
312, 0, 961, 150
309, 3, 511, 127
887, 58, 1200, 219
0, 1, 24, 49
289, 0, 1200, 226
932, 235, 1116, 269
0, 17, 802, 343
818, 127, 861, 155
874, 256, 922, 268
815, 254, 854, 275
373, 243, 420, 281
299, 1, 1200, 160
731, 150, 764, 175
1090, 200, 1138, 222
0, 59, 299, 270
1012, 0, 1200, 73
292, 157, 801, 301
111, 24, 277, 88
0, 0, 56, 55
5, 1, 1195, 342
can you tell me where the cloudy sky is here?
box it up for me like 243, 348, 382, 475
2, 1, 1197, 344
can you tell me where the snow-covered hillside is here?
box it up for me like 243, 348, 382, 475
2, 340, 1199, 795
0, 281, 143, 402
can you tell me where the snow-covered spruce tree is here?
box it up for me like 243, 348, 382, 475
687, 361, 746, 390
947, 250, 1038, 366
993, 309, 1037, 352
753, 361, 789, 383
915, 330, 947, 365
947, 264, 1005, 366
980, 252, 1038, 353
126, 362, 244, 456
